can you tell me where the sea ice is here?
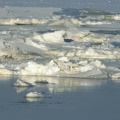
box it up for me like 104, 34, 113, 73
42, 30, 66, 43
13, 79, 33, 87
25, 92, 43, 98
0, 6, 119, 79
14, 57, 108, 78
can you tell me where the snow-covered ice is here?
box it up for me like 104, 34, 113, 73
13, 79, 33, 87
0, 7, 119, 89
25, 92, 43, 98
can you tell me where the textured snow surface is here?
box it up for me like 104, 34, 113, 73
0, 7, 120, 81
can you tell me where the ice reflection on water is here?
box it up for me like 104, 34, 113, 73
13, 76, 107, 102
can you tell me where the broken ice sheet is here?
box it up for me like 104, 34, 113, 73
0, 7, 120, 80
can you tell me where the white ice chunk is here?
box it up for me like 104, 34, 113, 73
58, 57, 69, 62
79, 60, 88, 65
42, 30, 66, 43
91, 60, 106, 69
85, 48, 99, 56
66, 51, 76, 57
46, 60, 60, 75
66, 29, 108, 42
33, 34, 45, 42
67, 29, 90, 40
0, 31, 7, 34
112, 73, 120, 79
71, 18, 110, 26
106, 14, 120, 20
0, 18, 48, 25
26, 92, 43, 98
25, 61, 47, 75
80, 64, 94, 72
17, 62, 47, 75
13, 79, 33, 87
0, 64, 6, 69
17, 60, 60, 76
25, 38, 48, 50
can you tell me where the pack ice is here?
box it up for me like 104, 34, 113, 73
0, 7, 120, 82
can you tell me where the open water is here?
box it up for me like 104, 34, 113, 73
0, 76, 120, 120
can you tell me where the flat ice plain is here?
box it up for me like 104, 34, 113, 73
0, 0, 120, 120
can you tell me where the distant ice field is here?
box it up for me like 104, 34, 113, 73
0, 6, 120, 78
0, 0, 120, 13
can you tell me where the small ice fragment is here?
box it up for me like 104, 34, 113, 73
112, 73, 120, 79
25, 92, 43, 98
13, 79, 33, 87
58, 57, 69, 62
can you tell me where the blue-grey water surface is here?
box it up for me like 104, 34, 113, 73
0, 76, 120, 120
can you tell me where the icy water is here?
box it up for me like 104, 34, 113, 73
0, 76, 120, 120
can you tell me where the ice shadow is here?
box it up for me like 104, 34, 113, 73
64, 39, 74, 43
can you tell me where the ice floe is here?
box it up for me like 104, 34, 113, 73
0, 7, 119, 80
41, 30, 66, 43
13, 79, 33, 87
13, 58, 108, 79
25, 92, 43, 98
